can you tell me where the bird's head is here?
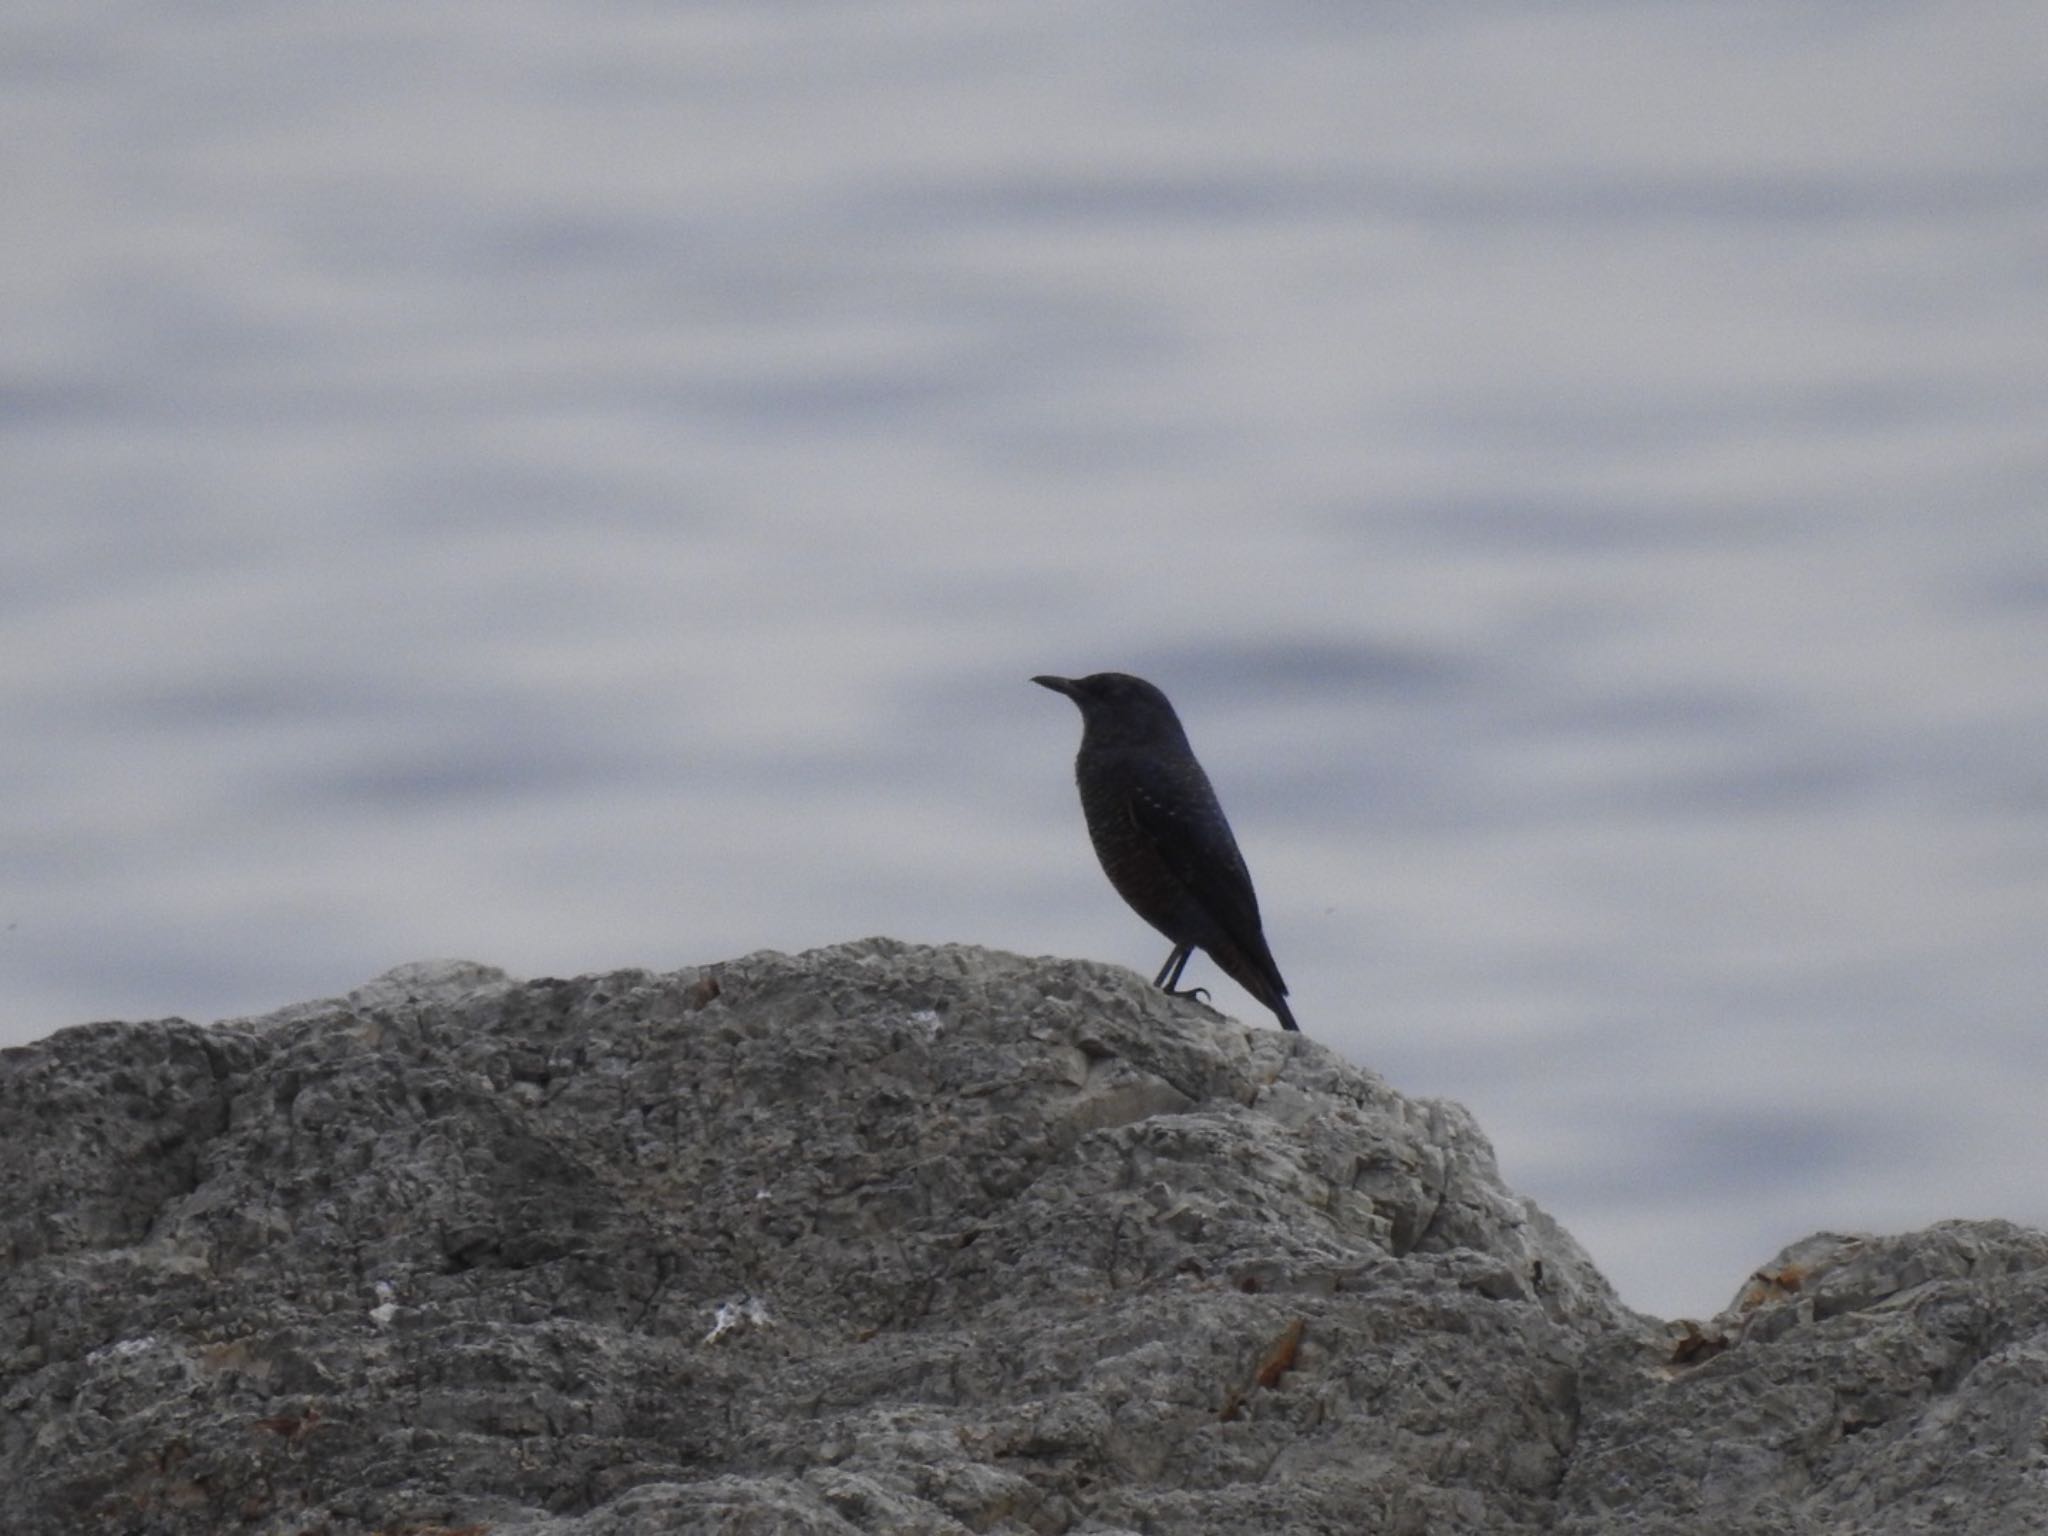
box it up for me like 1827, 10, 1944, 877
1032, 672, 1190, 750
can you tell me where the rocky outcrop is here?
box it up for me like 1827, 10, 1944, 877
3, 940, 2044, 1534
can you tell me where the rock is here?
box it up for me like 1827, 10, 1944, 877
1, 940, 2043, 1534
1558, 1221, 2048, 1534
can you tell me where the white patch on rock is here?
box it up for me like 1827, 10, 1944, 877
704, 1297, 773, 1343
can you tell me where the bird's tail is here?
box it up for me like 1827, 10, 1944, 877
1211, 939, 1300, 1032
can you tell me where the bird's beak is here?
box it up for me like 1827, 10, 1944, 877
1031, 675, 1078, 697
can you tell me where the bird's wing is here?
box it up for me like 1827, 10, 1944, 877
1122, 759, 1265, 940
1119, 758, 1293, 1015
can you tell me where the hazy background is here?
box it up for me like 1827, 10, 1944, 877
5, 0, 2044, 1321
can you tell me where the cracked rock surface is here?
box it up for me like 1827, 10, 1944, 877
3, 940, 2045, 1533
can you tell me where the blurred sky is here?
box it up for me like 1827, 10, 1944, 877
4, 0, 2045, 1320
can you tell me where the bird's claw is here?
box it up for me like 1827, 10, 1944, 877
1165, 985, 1211, 1006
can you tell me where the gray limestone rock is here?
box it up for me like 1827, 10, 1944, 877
2, 940, 2043, 1533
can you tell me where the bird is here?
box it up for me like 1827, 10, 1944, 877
1033, 672, 1299, 1031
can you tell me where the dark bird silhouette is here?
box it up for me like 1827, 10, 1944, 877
1034, 672, 1299, 1031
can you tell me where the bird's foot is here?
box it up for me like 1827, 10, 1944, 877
1162, 985, 1211, 1006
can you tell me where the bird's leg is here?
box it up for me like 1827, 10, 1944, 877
1153, 944, 1209, 1003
